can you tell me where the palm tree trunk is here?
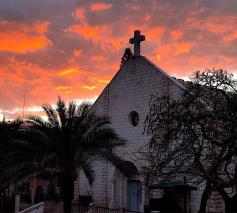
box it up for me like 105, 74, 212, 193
199, 182, 211, 213
62, 176, 74, 213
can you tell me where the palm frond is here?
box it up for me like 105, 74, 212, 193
76, 102, 91, 117
42, 104, 60, 127
22, 115, 46, 126
67, 101, 77, 119
57, 96, 67, 128
80, 161, 95, 185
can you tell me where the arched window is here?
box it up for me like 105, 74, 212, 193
129, 111, 139, 126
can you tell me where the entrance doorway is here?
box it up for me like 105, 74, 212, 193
128, 180, 142, 211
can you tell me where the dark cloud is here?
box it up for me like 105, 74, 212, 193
0, 0, 75, 24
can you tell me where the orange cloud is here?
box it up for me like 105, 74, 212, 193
0, 21, 51, 53
36, 22, 49, 33
156, 54, 161, 61
90, 3, 112, 12
58, 68, 78, 76
155, 42, 192, 60
147, 27, 166, 41
73, 50, 83, 57
145, 14, 151, 21
155, 45, 172, 59
75, 8, 85, 19
1, 1, 237, 121
92, 77, 110, 84
206, 16, 237, 43
187, 15, 237, 43
56, 85, 73, 94
56, 86, 72, 90
224, 31, 237, 42
205, 16, 232, 35
82, 85, 97, 90
175, 43, 192, 55
171, 30, 182, 40
68, 23, 123, 51
68, 7, 125, 51
92, 55, 107, 61
71, 24, 102, 41
128, 25, 166, 44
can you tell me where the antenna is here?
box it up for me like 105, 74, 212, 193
22, 81, 27, 117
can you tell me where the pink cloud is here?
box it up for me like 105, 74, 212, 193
90, 3, 112, 12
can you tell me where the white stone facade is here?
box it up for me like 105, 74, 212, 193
74, 56, 213, 212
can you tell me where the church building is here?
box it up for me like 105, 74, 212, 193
74, 31, 224, 213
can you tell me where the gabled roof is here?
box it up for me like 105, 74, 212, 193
91, 56, 186, 109
141, 56, 186, 90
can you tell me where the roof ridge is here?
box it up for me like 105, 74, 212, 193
90, 56, 186, 111
141, 56, 186, 90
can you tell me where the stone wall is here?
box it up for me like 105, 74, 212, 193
76, 56, 206, 211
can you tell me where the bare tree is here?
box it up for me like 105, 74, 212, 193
144, 69, 237, 212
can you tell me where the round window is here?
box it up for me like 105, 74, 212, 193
129, 111, 139, 126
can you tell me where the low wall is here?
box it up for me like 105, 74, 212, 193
18, 202, 44, 213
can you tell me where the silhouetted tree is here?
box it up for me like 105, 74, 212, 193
144, 69, 237, 212
0, 118, 22, 190
1, 97, 125, 213
120, 48, 133, 67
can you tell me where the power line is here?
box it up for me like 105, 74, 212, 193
22, 81, 27, 117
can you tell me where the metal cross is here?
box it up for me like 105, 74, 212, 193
129, 30, 145, 56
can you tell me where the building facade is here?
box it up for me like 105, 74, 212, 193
74, 33, 225, 212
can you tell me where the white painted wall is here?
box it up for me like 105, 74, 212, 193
75, 56, 205, 211
18, 202, 44, 213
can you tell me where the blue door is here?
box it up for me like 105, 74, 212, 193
128, 180, 142, 211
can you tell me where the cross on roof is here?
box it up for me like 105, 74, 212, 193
129, 30, 145, 56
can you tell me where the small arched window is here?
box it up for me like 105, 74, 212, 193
129, 111, 139, 126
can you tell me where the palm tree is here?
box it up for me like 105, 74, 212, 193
0, 118, 25, 213
0, 118, 22, 190
3, 97, 125, 213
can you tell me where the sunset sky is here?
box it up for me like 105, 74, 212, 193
0, 0, 237, 119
